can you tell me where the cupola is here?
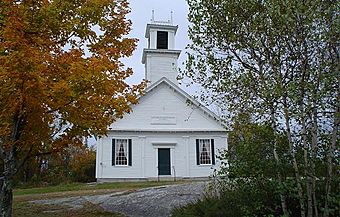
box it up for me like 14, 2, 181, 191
142, 11, 181, 85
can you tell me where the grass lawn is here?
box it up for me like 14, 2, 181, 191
14, 181, 184, 196
13, 181, 186, 217
13, 202, 124, 217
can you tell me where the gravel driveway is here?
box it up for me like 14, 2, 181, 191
32, 181, 208, 217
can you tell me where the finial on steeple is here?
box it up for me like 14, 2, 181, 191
170, 11, 173, 24
149, 10, 174, 25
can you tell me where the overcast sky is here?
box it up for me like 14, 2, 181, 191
123, 0, 190, 88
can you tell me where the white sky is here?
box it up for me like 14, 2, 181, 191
123, 0, 191, 89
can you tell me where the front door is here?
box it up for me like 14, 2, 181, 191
158, 148, 171, 175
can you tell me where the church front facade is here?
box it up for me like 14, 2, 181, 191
95, 19, 227, 182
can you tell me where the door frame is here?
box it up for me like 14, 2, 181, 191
153, 144, 175, 176
157, 148, 171, 175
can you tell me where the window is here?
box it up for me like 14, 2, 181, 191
112, 138, 132, 166
199, 139, 211, 164
157, 31, 168, 49
115, 139, 128, 165
196, 139, 215, 165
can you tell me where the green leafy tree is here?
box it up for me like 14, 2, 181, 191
184, 0, 339, 216
173, 117, 294, 217
222, 114, 290, 179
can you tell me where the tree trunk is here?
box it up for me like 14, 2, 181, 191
311, 104, 319, 217
298, 41, 313, 217
301, 113, 313, 217
324, 92, 339, 217
270, 108, 289, 216
283, 98, 306, 217
312, 177, 318, 217
0, 160, 14, 217
274, 147, 289, 217
0, 111, 24, 217
0, 178, 13, 217
306, 176, 313, 217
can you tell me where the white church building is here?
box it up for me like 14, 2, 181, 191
95, 19, 227, 182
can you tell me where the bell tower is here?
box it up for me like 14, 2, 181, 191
142, 12, 181, 85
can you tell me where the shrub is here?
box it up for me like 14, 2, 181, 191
172, 178, 284, 217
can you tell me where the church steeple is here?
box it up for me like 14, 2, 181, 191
142, 12, 181, 85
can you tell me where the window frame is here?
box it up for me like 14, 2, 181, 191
198, 139, 212, 165
156, 31, 168, 49
114, 138, 129, 166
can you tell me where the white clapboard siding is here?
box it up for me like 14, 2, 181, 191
96, 132, 227, 179
109, 80, 225, 132
144, 52, 180, 85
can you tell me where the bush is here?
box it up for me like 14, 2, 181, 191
172, 178, 285, 217
172, 177, 339, 217
69, 147, 96, 183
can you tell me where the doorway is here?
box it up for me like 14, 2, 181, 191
158, 148, 171, 175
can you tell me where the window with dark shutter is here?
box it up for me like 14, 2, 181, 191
196, 139, 215, 165
111, 139, 115, 166
211, 139, 215, 165
115, 139, 128, 165
157, 31, 168, 49
128, 139, 132, 166
112, 138, 132, 166
196, 139, 200, 165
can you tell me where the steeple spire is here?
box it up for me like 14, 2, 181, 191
151, 10, 155, 22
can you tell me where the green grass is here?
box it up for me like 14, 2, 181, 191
14, 201, 124, 217
14, 181, 183, 196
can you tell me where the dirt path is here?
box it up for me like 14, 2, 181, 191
32, 181, 208, 217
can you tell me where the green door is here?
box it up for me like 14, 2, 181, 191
158, 148, 171, 175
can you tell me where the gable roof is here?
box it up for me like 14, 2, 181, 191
140, 77, 226, 129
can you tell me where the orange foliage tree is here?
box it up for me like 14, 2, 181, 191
15, 142, 97, 185
0, 0, 145, 216
68, 144, 97, 183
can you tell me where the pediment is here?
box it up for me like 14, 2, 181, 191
109, 77, 226, 132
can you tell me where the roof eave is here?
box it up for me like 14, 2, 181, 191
145, 24, 178, 38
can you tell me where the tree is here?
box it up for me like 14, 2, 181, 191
0, 0, 145, 216
68, 144, 97, 183
185, 0, 339, 216
14, 142, 97, 185
221, 114, 290, 179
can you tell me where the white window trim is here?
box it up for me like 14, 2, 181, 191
115, 138, 129, 166
198, 139, 212, 165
